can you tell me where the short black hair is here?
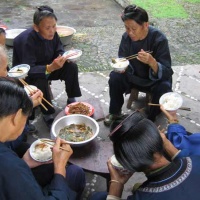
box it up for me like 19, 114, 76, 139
121, 4, 148, 25
0, 77, 33, 118
0, 28, 6, 34
110, 111, 163, 172
33, 5, 57, 25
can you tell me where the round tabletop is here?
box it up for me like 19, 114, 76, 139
51, 110, 113, 174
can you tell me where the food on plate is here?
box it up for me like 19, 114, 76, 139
31, 140, 52, 162
68, 102, 90, 115
58, 123, 93, 142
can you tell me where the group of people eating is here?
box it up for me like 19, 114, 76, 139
0, 3, 199, 200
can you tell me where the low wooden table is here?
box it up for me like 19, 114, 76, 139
51, 99, 113, 188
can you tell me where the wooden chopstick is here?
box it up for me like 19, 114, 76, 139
40, 139, 70, 152
8, 71, 24, 73
19, 79, 54, 109
116, 51, 153, 62
148, 103, 191, 111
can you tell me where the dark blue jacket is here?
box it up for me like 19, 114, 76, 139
12, 27, 64, 79
0, 143, 75, 200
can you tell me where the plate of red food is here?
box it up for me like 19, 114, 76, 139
65, 102, 94, 117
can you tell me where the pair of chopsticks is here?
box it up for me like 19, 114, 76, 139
148, 103, 191, 111
112, 50, 153, 63
40, 139, 70, 152
19, 79, 54, 111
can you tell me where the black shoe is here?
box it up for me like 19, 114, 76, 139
43, 114, 54, 129
67, 98, 76, 105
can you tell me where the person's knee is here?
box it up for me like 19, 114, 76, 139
109, 71, 124, 85
65, 62, 78, 73
152, 81, 172, 93
66, 164, 86, 192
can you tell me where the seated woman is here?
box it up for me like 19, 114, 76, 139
104, 4, 173, 126
12, 5, 82, 128
0, 77, 85, 200
90, 110, 200, 200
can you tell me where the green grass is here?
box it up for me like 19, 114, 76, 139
130, 0, 199, 18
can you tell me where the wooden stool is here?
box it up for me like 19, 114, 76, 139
127, 88, 151, 109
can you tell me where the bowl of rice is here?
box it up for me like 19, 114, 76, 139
110, 58, 129, 72
30, 138, 53, 162
51, 114, 99, 147
159, 92, 183, 111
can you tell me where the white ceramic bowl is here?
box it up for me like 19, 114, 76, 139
5, 29, 26, 46
51, 114, 99, 147
30, 138, 53, 162
110, 58, 129, 72
8, 64, 30, 79
56, 25, 76, 46
159, 92, 183, 111
110, 155, 131, 174
63, 49, 82, 62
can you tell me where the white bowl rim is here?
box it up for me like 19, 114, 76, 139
5, 29, 26, 39
56, 25, 76, 35
159, 92, 183, 111
51, 114, 99, 145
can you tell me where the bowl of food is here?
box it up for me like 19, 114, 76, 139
110, 155, 131, 174
65, 102, 94, 116
8, 64, 30, 79
5, 29, 26, 46
63, 49, 82, 62
110, 58, 129, 72
30, 138, 53, 162
51, 114, 99, 147
159, 92, 183, 111
56, 25, 76, 46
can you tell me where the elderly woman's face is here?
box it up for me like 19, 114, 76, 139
35, 16, 57, 40
124, 19, 148, 41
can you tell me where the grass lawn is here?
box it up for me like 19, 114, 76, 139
130, 0, 200, 18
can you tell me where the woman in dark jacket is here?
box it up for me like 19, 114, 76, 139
104, 4, 173, 125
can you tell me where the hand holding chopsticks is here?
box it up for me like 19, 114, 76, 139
19, 79, 54, 111
40, 139, 70, 152
148, 103, 191, 111
112, 50, 153, 63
